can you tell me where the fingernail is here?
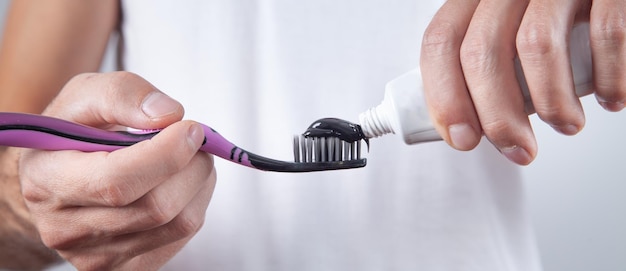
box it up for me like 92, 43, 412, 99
141, 92, 181, 119
551, 124, 579, 135
448, 123, 478, 150
500, 145, 532, 165
187, 123, 205, 149
599, 101, 624, 112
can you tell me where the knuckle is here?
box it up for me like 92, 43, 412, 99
143, 194, 175, 226
459, 34, 493, 72
38, 231, 62, 249
591, 16, 626, 44
171, 213, 204, 239
516, 24, 556, 59
106, 71, 143, 88
39, 227, 80, 250
105, 71, 148, 101
67, 72, 99, 86
422, 21, 463, 58
95, 181, 133, 207
20, 180, 48, 203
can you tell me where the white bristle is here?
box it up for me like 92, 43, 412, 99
293, 135, 363, 163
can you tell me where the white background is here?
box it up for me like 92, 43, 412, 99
0, 1, 624, 270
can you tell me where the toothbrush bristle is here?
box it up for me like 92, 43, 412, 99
293, 135, 362, 163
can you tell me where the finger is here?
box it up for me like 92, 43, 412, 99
54, 169, 215, 271
20, 120, 207, 207
36, 152, 215, 251
45, 71, 184, 130
517, 0, 586, 134
121, 167, 214, 259
460, 0, 535, 165
124, 234, 194, 271
421, 0, 482, 151
590, 0, 626, 111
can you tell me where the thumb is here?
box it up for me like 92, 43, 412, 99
45, 72, 184, 130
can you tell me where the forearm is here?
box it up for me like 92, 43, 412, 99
0, 0, 119, 113
0, 147, 61, 270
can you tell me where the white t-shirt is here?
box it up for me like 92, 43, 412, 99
116, 1, 542, 270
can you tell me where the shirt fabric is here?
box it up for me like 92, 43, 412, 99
117, 1, 542, 270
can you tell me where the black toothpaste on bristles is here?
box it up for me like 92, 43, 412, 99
293, 118, 369, 163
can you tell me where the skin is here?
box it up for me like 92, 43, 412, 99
421, 0, 626, 165
0, 1, 216, 270
0, 0, 625, 269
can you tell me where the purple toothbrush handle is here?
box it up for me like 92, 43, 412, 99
0, 112, 158, 151
0, 112, 253, 168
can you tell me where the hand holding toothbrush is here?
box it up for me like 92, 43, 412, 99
18, 72, 216, 270
420, 0, 624, 165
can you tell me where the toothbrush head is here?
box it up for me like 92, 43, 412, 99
291, 118, 368, 170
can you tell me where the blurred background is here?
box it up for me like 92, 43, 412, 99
0, 1, 624, 270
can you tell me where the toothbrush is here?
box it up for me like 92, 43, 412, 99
0, 112, 366, 172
